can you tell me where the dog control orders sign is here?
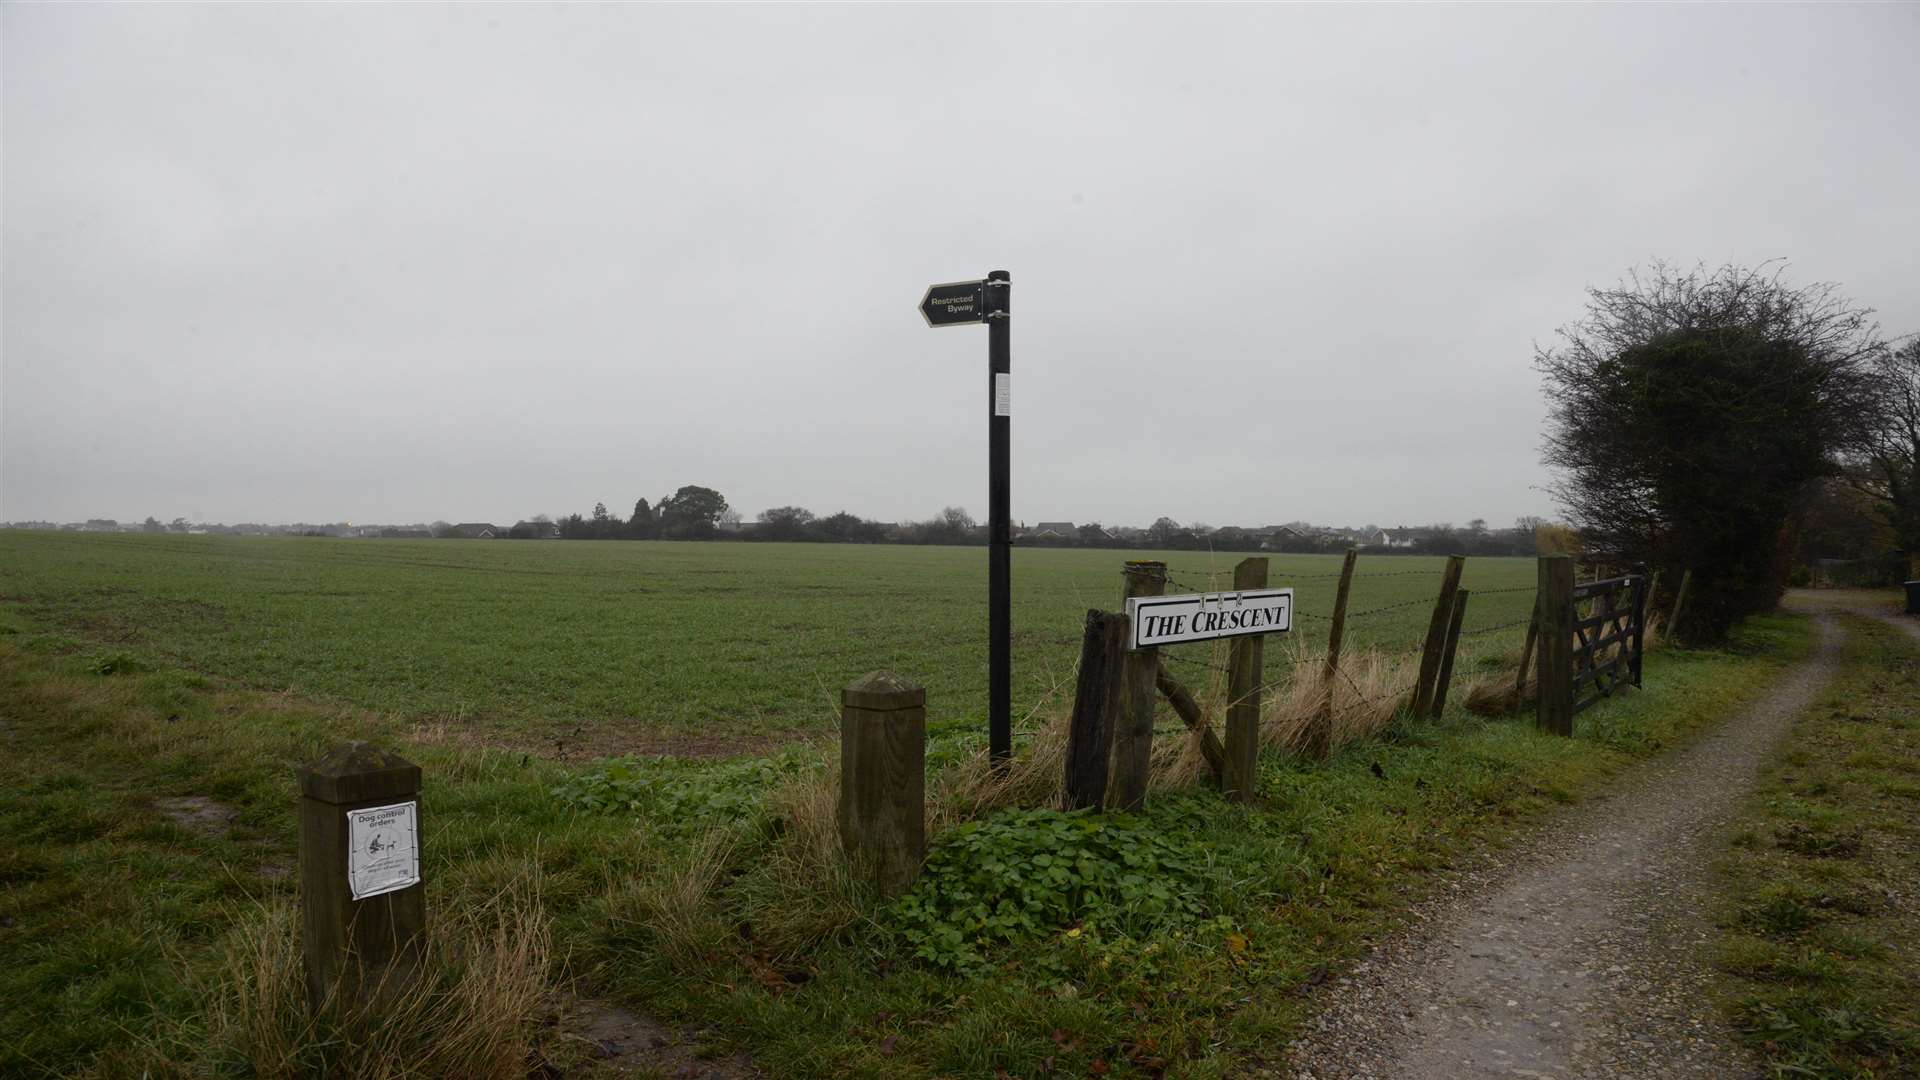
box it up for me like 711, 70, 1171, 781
347, 801, 420, 900
1126, 589, 1294, 649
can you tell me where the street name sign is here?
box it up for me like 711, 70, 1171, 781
920, 280, 986, 327
1126, 588, 1294, 649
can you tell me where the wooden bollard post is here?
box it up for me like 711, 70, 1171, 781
1064, 610, 1128, 811
1223, 557, 1268, 803
1112, 561, 1165, 812
838, 671, 925, 897
1536, 556, 1575, 736
1412, 555, 1467, 718
1430, 588, 1469, 717
298, 741, 425, 1013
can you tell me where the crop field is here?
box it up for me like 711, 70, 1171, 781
0, 532, 1540, 753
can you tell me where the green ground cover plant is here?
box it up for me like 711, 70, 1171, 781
0, 551, 1810, 1077
1710, 614, 1920, 1077
891, 808, 1220, 973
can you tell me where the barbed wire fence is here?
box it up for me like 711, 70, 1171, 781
1147, 557, 1546, 737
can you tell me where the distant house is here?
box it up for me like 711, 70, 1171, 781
450, 523, 500, 539
1382, 528, 1433, 548
1030, 521, 1076, 540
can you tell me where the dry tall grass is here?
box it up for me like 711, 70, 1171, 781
598, 829, 740, 971
1259, 641, 1419, 755
151, 883, 551, 1079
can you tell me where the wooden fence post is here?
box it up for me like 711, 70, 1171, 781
1514, 598, 1539, 697
1412, 555, 1467, 718
1430, 588, 1469, 717
1112, 561, 1165, 811
1630, 575, 1649, 688
1064, 611, 1128, 811
299, 741, 425, 1013
1668, 568, 1693, 643
838, 671, 926, 896
1301, 548, 1358, 759
1323, 549, 1359, 682
1536, 556, 1575, 736
1223, 557, 1268, 803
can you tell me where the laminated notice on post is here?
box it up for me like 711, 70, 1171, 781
994, 373, 1010, 416
347, 801, 420, 900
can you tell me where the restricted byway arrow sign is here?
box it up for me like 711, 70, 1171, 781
920, 280, 986, 327
1125, 589, 1294, 649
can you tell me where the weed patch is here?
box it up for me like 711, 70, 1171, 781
890, 808, 1217, 971
88, 650, 150, 676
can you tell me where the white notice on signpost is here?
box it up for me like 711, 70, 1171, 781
994, 373, 1010, 416
1125, 589, 1293, 649
347, 800, 420, 900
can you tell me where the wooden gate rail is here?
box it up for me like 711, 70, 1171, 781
1569, 574, 1648, 715
1539, 557, 1650, 734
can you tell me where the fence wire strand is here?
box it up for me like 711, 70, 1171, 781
1458, 617, 1536, 638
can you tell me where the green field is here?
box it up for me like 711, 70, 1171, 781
0, 533, 1540, 750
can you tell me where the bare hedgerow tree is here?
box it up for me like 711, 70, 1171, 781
1534, 261, 1884, 642
1853, 338, 1920, 576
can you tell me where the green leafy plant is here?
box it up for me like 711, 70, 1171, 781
550, 752, 811, 838
890, 808, 1215, 971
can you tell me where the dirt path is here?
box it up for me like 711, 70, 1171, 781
1288, 604, 1846, 1080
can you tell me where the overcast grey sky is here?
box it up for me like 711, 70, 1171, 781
4, 3, 1916, 529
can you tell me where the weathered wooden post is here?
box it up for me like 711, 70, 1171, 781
1064, 610, 1128, 811
1536, 556, 1575, 736
298, 741, 425, 1012
1667, 567, 1693, 644
1112, 561, 1165, 811
1412, 555, 1467, 718
838, 671, 926, 897
1223, 557, 1268, 802
1513, 598, 1540, 697
1630, 574, 1649, 688
1323, 549, 1359, 681
1430, 588, 1470, 717
1306, 548, 1359, 758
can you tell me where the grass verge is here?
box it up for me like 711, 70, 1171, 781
0, 612, 1810, 1078
1709, 614, 1920, 1077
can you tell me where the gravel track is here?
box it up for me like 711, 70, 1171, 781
1287, 606, 1845, 1080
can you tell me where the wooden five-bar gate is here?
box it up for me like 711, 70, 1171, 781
1536, 555, 1649, 735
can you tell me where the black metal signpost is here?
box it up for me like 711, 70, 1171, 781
918, 271, 1012, 766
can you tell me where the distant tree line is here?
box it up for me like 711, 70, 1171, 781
518, 489, 1549, 555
